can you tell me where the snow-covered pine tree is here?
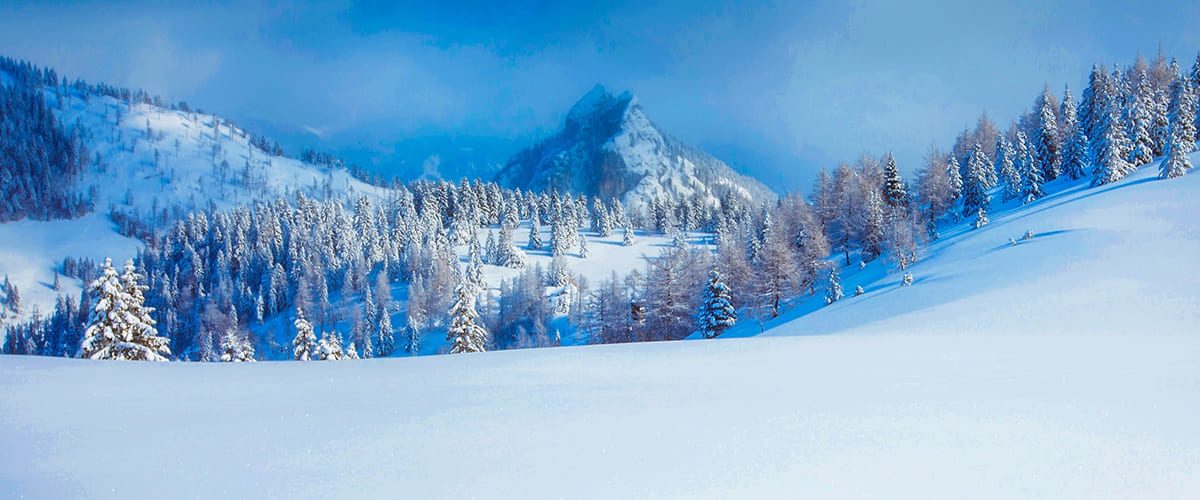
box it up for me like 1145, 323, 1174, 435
527, 210, 543, 250
1160, 77, 1196, 179
292, 306, 317, 361
376, 310, 395, 357
622, 223, 635, 246
946, 155, 963, 201
78, 258, 171, 361
447, 278, 488, 354
1016, 131, 1045, 204
881, 152, 907, 207
316, 331, 344, 360
974, 207, 989, 229
1126, 68, 1155, 167
484, 230, 497, 266
996, 136, 1022, 201
1033, 86, 1062, 180
218, 324, 255, 362
824, 267, 843, 305
1092, 97, 1135, 187
579, 234, 589, 259
1060, 86, 1090, 180
960, 143, 992, 218
497, 226, 526, 269
698, 269, 737, 339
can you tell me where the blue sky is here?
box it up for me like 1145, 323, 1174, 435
1, 0, 1197, 190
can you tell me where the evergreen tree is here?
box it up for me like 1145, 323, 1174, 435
79, 258, 170, 361
974, 207, 989, 229
447, 278, 488, 354
1017, 131, 1045, 204
960, 143, 992, 218
997, 136, 1022, 201
1160, 77, 1196, 179
946, 155, 963, 201
376, 310, 395, 357
698, 270, 737, 339
1033, 86, 1062, 180
403, 317, 421, 355
316, 331, 344, 360
1061, 87, 1090, 181
622, 223, 635, 246
881, 152, 907, 207
1126, 69, 1155, 166
1092, 98, 1135, 187
292, 307, 317, 361
527, 210, 543, 250
219, 322, 255, 362
824, 267, 843, 305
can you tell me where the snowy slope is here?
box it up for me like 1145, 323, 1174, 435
0, 84, 385, 326
2, 155, 1198, 498
496, 85, 776, 210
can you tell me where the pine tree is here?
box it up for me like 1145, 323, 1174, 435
579, 234, 590, 259
1017, 131, 1045, 204
447, 279, 488, 354
404, 317, 421, 355
497, 226, 526, 269
698, 270, 737, 339
1033, 86, 1062, 180
622, 223, 635, 246
946, 155, 963, 201
996, 136, 1022, 201
881, 152, 907, 207
1160, 77, 1196, 179
824, 267, 843, 305
316, 331, 345, 360
1092, 99, 1135, 187
1126, 69, 1155, 166
1061, 87, 1090, 181
974, 207, 989, 229
376, 310, 395, 357
219, 324, 255, 362
960, 143, 992, 218
292, 307, 317, 361
79, 258, 170, 361
527, 210, 543, 250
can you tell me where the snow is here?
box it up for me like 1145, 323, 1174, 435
0, 86, 384, 327
0, 213, 142, 324
2, 155, 1199, 497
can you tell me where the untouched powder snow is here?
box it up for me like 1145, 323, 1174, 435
2, 157, 1200, 497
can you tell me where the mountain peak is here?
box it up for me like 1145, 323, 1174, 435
496, 86, 774, 208
565, 84, 636, 130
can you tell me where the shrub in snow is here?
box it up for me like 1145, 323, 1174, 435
824, 268, 843, 305
902, 273, 914, 287
1023, 230, 1035, 240
855, 285, 864, 296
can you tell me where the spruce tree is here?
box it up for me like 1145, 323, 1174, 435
447, 279, 488, 354
1033, 86, 1061, 180
960, 143, 992, 218
1160, 78, 1196, 179
881, 152, 907, 207
698, 270, 737, 339
79, 258, 171, 361
527, 211, 543, 250
1061, 89, 1091, 181
292, 307, 317, 361
1017, 131, 1045, 204
317, 331, 345, 360
996, 136, 1022, 201
622, 223, 635, 246
376, 311, 395, 357
824, 267, 843, 305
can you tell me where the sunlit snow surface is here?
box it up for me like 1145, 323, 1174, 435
3, 156, 1200, 497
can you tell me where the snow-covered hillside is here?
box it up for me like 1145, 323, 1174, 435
496, 85, 776, 210
0, 80, 385, 326
2, 154, 1198, 498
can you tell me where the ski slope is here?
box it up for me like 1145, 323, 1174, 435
2, 157, 1199, 498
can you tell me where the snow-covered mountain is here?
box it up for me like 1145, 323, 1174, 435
495, 85, 776, 209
